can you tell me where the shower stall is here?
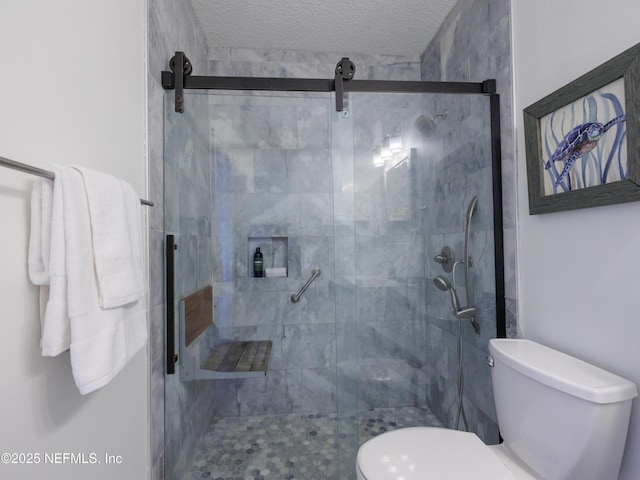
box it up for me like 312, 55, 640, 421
162, 54, 504, 480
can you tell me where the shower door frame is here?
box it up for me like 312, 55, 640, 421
161, 51, 507, 378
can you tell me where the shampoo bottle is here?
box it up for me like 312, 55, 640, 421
253, 247, 263, 278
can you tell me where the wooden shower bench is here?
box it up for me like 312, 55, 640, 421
180, 286, 272, 380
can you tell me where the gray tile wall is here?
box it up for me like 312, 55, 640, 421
147, 1, 213, 479
150, 0, 514, 476
348, 92, 436, 414
204, 45, 504, 442
204, 54, 424, 417
208, 48, 421, 81
419, 0, 514, 443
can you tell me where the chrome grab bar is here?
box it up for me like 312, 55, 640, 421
290, 267, 321, 303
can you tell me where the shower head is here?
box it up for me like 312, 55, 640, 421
466, 196, 478, 220
433, 275, 453, 292
414, 110, 447, 137
414, 115, 436, 137
433, 275, 461, 312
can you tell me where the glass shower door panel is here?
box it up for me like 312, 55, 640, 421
163, 86, 498, 480
164, 90, 351, 479
207, 91, 339, 418
331, 90, 498, 479
163, 91, 217, 480
332, 104, 359, 479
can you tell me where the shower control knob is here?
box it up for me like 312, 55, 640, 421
434, 246, 454, 272
434, 253, 448, 263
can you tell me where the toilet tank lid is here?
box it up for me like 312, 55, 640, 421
489, 339, 638, 404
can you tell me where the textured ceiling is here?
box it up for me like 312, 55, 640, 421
190, 0, 458, 57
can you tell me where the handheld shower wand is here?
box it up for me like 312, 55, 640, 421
430, 197, 481, 433
432, 274, 470, 432
463, 196, 478, 295
433, 275, 477, 321
462, 196, 480, 335
433, 275, 461, 313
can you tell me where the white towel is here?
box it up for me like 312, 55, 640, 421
28, 176, 69, 353
265, 267, 287, 278
28, 178, 52, 285
28, 169, 70, 356
74, 166, 144, 309
28, 165, 147, 394
60, 166, 147, 394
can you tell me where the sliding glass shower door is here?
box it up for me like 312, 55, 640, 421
332, 90, 498, 478
163, 87, 501, 480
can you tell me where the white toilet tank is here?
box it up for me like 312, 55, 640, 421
489, 339, 637, 480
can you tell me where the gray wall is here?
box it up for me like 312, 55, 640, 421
419, 0, 513, 442
421, 0, 515, 334
147, 1, 214, 479
205, 50, 428, 418
203, 44, 504, 441
150, 0, 515, 475
209, 91, 337, 416
0, 2, 149, 479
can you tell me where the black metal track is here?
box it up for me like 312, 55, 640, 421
183, 76, 334, 92
165, 74, 492, 95
162, 52, 497, 113
490, 93, 507, 339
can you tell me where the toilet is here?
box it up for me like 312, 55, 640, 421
356, 339, 638, 479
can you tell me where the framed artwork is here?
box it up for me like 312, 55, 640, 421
524, 43, 640, 214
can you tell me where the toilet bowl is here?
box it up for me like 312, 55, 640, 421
356, 339, 637, 480
356, 426, 531, 479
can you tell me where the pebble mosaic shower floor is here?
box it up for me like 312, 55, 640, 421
185, 405, 442, 480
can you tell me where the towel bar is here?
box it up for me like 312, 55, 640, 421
0, 155, 154, 206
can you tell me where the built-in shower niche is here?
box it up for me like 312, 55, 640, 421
248, 236, 288, 278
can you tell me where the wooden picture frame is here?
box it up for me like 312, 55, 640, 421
524, 43, 640, 214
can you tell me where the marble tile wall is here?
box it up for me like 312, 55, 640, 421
419, 0, 513, 443
209, 92, 337, 417
204, 52, 433, 421
208, 48, 421, 81
147, 0, 213, 479
202, 41, 507, 443
348, 92, 431, 413
163, 93, 220, 480
150, 1, 513, 476
421, 0, 515, 328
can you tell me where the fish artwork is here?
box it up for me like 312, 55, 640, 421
545, 114, 626, 187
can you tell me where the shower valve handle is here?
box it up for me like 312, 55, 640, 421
433, 246, 454, 273
434, 253, 448, 263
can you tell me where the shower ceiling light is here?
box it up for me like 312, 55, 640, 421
372, 146, 384, 167
381, 137, 393, 161
389, 132, 403, 153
